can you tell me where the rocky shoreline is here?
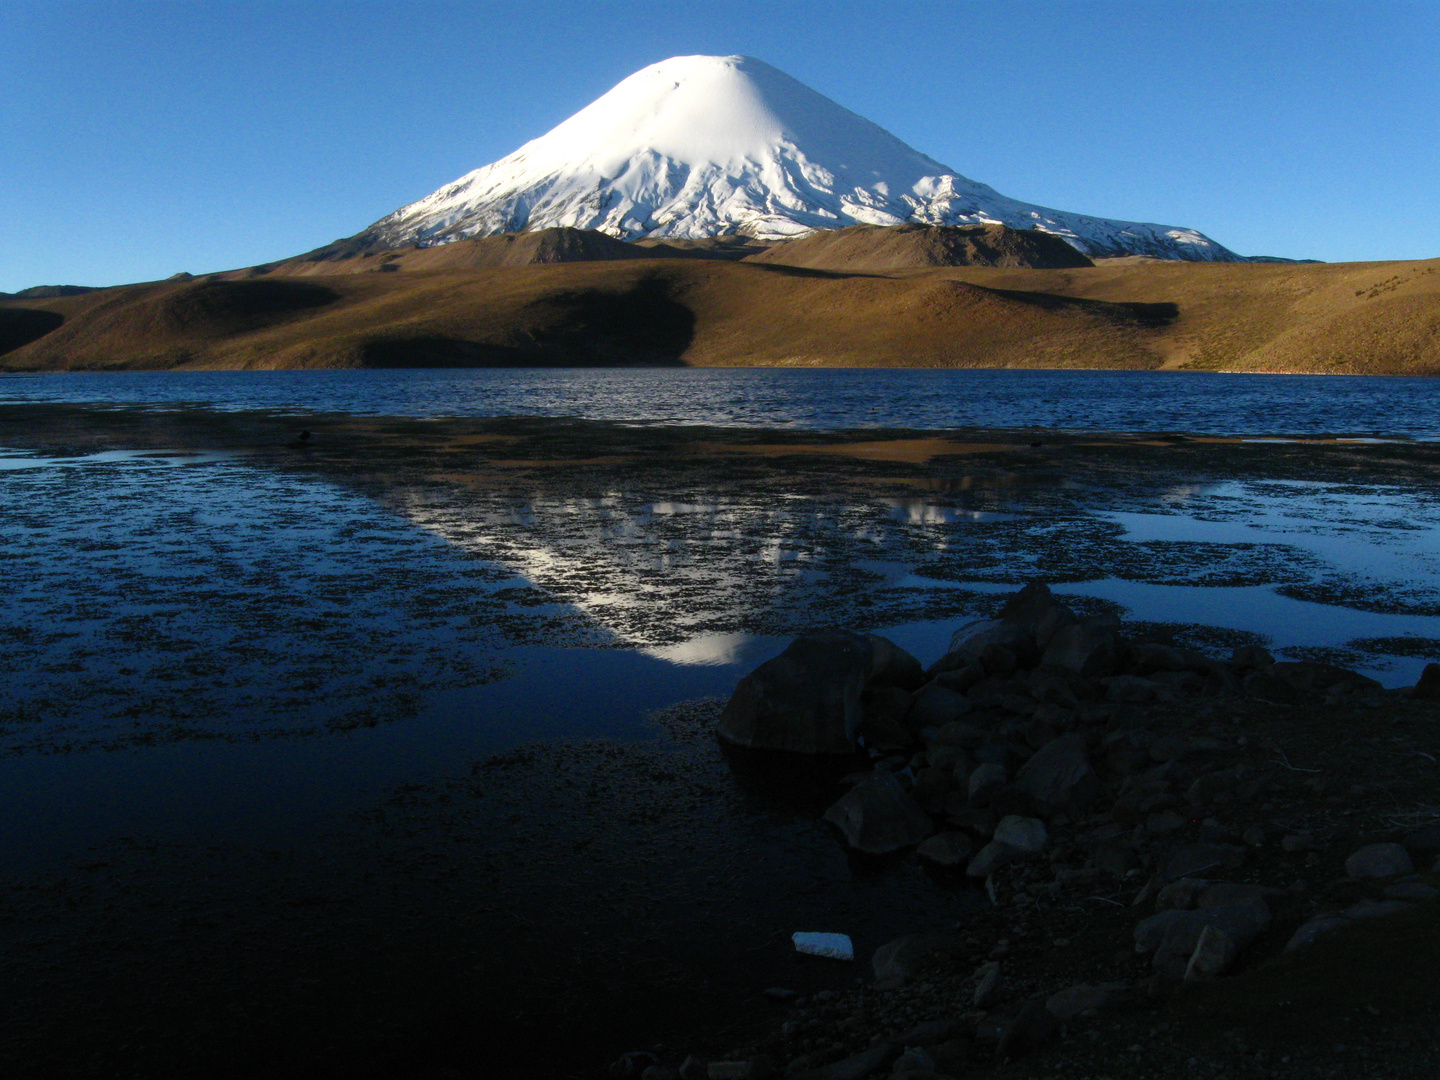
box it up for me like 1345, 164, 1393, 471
614, 583, 1440, 1080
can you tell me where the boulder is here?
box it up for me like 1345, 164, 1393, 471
1042, 620, 1119, 677
1136, 897, 1272, 952
932, 663, 987, 694
1285, 914, 1351, 951
1133, 908, 1191, 953
997, 581, 1078, 649
872, 934, 969, 989
789, 1043, 895, 1080
716, 630, 873, 754
823, 773, 934, 855
1155, 878, 1210, 911
973, 962, 1003, 1008
1231, 644, 1276, 671
1243, 669, 1298, 701
1183, 924, 1237, 980
1413, 662, 1440, 701
1103, 675, 1166, 703
1013, 734, 1102, 816
966, 840, 1021, 878
924, 744, 968, 771
864, 634, 926, 691
1044, 982, 1126, 1021
994, 998, 1057, 1062
931, 620, 1037, 675
1128, 643, 1191, 675
916, 830, 974, 868
907, 682, 971, 729
1186, 769, 1244, 805
1384, 882, 1439, 901
1343, 898, 1416, 920
1345, 842, 1414, 880
967, 761, 1008, 805
1270, 660, 1381, 693
992, 815, 1047, 853
857, 685, 916, 748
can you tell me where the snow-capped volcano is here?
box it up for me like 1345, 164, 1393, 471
355, 55, 1238, 261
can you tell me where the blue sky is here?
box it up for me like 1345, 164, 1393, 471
2, 0, 1437, 291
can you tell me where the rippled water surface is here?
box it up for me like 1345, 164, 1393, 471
4, 438, 1440, 870
5, 367, 1440, 436
5, 377, 1440, 1075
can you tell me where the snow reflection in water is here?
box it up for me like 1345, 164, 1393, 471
5, 447, 1440, 869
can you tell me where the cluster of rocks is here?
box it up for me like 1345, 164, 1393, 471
616, 581, 1440, 1080
716, 580, 1391, 870
615, 825, 1439, 1080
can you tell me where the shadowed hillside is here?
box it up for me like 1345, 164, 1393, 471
745, 223, 1095, 272
3, 252, 1437, 374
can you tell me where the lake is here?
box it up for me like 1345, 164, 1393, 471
5, 366, 1440, 436
2, 367, 1439, 1077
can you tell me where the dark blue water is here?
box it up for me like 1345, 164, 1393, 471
4, 367, 1439, 437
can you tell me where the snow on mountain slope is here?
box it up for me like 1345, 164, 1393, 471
355, 55, 1239, 262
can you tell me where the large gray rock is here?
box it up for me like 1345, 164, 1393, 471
789, 1043, 895, 1080
872, 933, 969, 989
1183, 924, 1238, 980
1384, 882, 1440, 902
1413, 662, 1440, 701
1013, 733, 1102, 816
1345, 842, 1414, 880
930, 619, 1037, 676
1135, 897, 1271, 979
967, 761, 1008, 805
716, 630, 873, 754
994, 998, 1057, 1062
916, 830, 974, 868
823, 773, 934, 855
1343, 898, 1416, 920
864, 634, 926, 691
996, 580, 1079, 649
1285, 913, 1352, 951
992, 815, 1048, 853
966, 840, 1021, 878
907, 682, 971, 729
1045, 982, 1127, 1021
1128, 642, 1191, 675
1271, 660, 1381, 694
1042, 621, 1119, 677
855, 686, 916, 750
1155, 878, 1211, 911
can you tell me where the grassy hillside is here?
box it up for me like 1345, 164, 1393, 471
3, 254, 1438, 374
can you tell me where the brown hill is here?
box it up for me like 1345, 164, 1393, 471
3, 255, 1438, 374
745, 223, 1094, 272
275, 227, 648, 277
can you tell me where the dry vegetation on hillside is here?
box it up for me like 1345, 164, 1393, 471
2, 231, 1437, 374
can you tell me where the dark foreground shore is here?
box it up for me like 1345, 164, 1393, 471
0, 404, 1437, 1078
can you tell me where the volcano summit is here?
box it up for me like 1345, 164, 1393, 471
346, 55, 1238, 262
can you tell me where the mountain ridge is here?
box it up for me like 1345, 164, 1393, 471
342, 55, 1241, 263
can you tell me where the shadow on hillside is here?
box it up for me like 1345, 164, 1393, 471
161, 280, 340, 337
362, 274, 696, 367
0, 308, 65, 356
983, 285, 1179, 327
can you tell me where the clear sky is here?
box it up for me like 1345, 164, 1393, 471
3, 0, 1437, 291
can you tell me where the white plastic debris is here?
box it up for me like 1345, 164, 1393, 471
791, 932, 854, 961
